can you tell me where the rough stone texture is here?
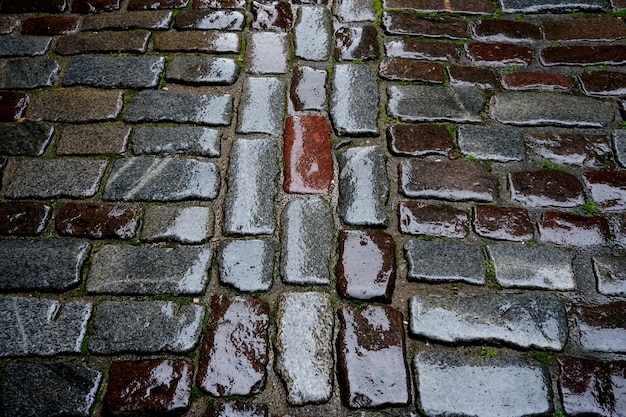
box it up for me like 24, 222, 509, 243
379, 58, 444, 83
500, 0, 605, 12
579, 71, 626, 96
538, 211, 610, 246
21, 16, 80, 35
0, 37, 51, 57
575, 303, 626, 353
63, 55, 164, 89
338, 146, 389, 226
26, 88, 123, 123
0, 121, 54, 156
337, 306, 410, 408
386, 39, 461, 62
275, 292, 334, 405
103, 157, 220, 201
541, 45, 626, 66
0, 362, 101, 417
246, 31, 289, 74
140, 205, 214, 244
526, 132, 614, 169
290, 65, 327, 111
593, 256, 626, 296
224, 138, 279, 235
86, 245, 212, 295
331, 64, 379, 136
5, 158, 107, 199
203, 402, 268, 417
218, 239, 274, 292
237, 77, 286, 135
509, 170, 585, 208
399, 201, 469, 238
502, 71, 574, 91
334, 0, 376, 22
387, 0, 494, 13
409, 293, 568, 350
1, 0, 67, 13
153, 31, 240, 53
544, 16, 626, 40
472, 19, 541, 42
415, 351, 552, 417
466, 42, 533, 66
55, 31, 150, 55
0, 59, 59, 89
0, 16, 18, 34
56, 203, 138, 239
174, 10, 245, 30
281, 198, 332, 285
294, 6, 331, 61
197, 295, 269, 397
72, 0, 120, 13
129, 0, 188, 9
613, 213, 626, 249
166, 56, 239, 85
82, 11, 173, 30
0, 202, 51, 236
405, 239, 485, 285
447, 65, 497, 89
487, 243, 575, 290
387, 123, 453, 156
104, 360, 192, 416
472, 205, 534, 241
383, 12, 467, 39
194, 0, 246, 8
57, 124, 130, 155
584, 171, 626, 211
617, 130, 626, 168
89, 300, 204, 354
0, 91, 29, 121
335, 25, 379, 61
132, 126, 220, 157
337, 230, 396, 302
250, 0, 293, 30
457, 125, 525, 162
0, 296, 92, 356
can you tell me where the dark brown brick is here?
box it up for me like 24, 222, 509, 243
82, 11, 173, 30
54, 30, 151, 55
0, 202, 51, 236
384, 39, 461, 61
399, 201, 469, 238
509, 170, 585, 208
379, 58, 444, 83
539, 211, 610, 246
467, 42, 534, 66
251, 0, 293, 31
174, 10, 245, 30
472, 19, 541, 42
575, 302, 626, 352
383, 12, 468, 39
541, 45, 626, 66
502, 71, 573, 91
579, 71, 626, 96
72, 0, 120, 13
22, 16, 80, 35
473, 205, 533, 241
0, 92, 29, 122
56, 203, 139, 239
128, 0, 188, 9
57, 124, 129, 155
153, 31, 240, 53
584, 171, 626, 211
0, 0, 66, 13
334, 25, 379, 61
193, 0, 246, 8
526, 132, 614, 169
542, 17, 626, 41
447, 65, 496, 88
387, 123, 453, 156
384, 0, 494, 14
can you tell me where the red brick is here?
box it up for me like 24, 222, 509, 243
399, 201, 469, 238
0, 0, 66, 13
541, 45, 626, 66
72, 0, 120, 13
502, 71, 573, 91
0, 92, 29, 122
384, 39, 461, 61
584, 171, 626, 211
509, 170, 585, 208
56, 203, 139, 239
22, 16, 80, 35
384, 0, 494, 14
379, 58, 444, 83
0, 202, 51, 236
472, 205, 533, 241
472, 19, 541, 42
539, 211, 610, 246
467, 42, 534, 66
128, 0, 188, 9
542, 17, 626, 41
579, 71, 626, 96
447, 66, 496, 88
284, 115, 332, 194
386, 123, 453, 156
383, 12, 468, 39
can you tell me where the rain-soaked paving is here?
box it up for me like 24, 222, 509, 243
1, 0, 626, 416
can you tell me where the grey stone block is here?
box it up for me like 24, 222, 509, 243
86, 245, 212, 295
614, 130, 626, 168
140, 205, 214, 244
294, 6, 331, 61
0, 59, 59, 89
0, 296, 92, 356
405, 240, 485, 285
334, 0, 377, 22
237, 77, 286, 135
593, 256, 626, 296
0, 122, 54, 156
246, 31, 289, 74
132, 126, 220, 157
331, 64, 379, 136
457, 125, 526, 162
166, 56, 239, 85
89, 300, 204, 354
63, 55, 165, 89
219, 239, 274, 292
0, 37, 51, 57
500, 0, 605, 13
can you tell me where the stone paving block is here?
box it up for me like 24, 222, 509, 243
284, 115, 332, 194
133, 126, 220, 157
466, 42, 534, 67
141, 206, 214, 244
224, 138, 279, 235
129, 0, 188, 8
584, 171, 626, 211
72, 0, 120, 13
401, 159, 498, 202
0, 37, 51, 57
0, 16, 19, 34
0, 296, 91, 356
0, 121, 53, 156
281, 198, 332, 285
335, 25, 379, 61
487, 243, 575, 290
294, 6, 331, 61
103, 157, 220, 201
290, 65, 327, 111
174, 10, 245, 30
56, 205, 135, 242
500, 0, 605, 12
57, 124, 130, 155
385, 39, 461, 61
405, 239, 485, 285
472, 205, 534, 241
26, 88, 123, 123
0, 202, 51, 236
447, 66, 497, 89
387, 0, 494, 13
218, 239, 274, 292
330, 64, 379, 136
379, 58, 443, 83
383, 12, 468, 39
275, 292, 333, 405
5, 158, 107, 199
539, 211, 610, 246
204, 402, 268, 417
237, 77, 286, 135
0, 239, 90, 290
491, 92, 613, 127
82, 10, 173, 30
502, 71, 574, 91
21, 16, 80, 35
387, 123, 453, 156
618, 131, 626, 168
166, 56, 239, 85
338, 305, 410, 408
89, 300, 204, 354
0, 91, 29, 122
104, 359, 192, 416
415, 351, 552, 417
251, 0, 293, 30
246, 31, 289, 74
613, 213, 626, 249
1, 0, 67, 13
593, 256, 626, 296
339, 146, 389, 226
410, 293, 568, 350
0, 362, 101, 417
526, 132, 614, 169
0, 59, 59, 89
541, 45, 626, 66
575, 302, 626, 353
457, 125, 525, 162
544, 16, 626, 41
399, 201, 469, 238
334, 0, 376, 22
55, 30, 150, 55
558, 356, 626, 417
388, 85, 486, 123
471, 19, 542, 42
337, 230, 396, 302
153, 31, 240, 53
194, 0, 246, 7
509, 170, 585, 208
197, 295, 269, 397
63, 55, 164, 89
87, 245, 212, 295
125, 91, 232, 125
579, 71, 626, 96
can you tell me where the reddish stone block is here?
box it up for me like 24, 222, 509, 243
502, 71, 573, 91
575, 302, 626, 352
22, 16, 80, 35
542, 17, 626, 41
55, 203, 138, 239
104, 359, 193, 416
0, 202, 51, 236
174, 10, 245, 30
541, 45, 626, 66
153, 31, 240, 53
0, 92, 29, 122
509, 170, 585, 208
472, 19, 541, 42
0, 0, 66, 13
399, 201, 469, 238
473, 205, 533, 241
193, 0, 246, 8
284, 115, 332, 194
335, 25, 379, 61
379, 58, 444, 83
538, 211, 610, 246
384, 0, 494, 14
584, 171, 626, 211
447, 65, 496, 88
82, 11, 173, 30
466, 43, 534, 66
55, 30, 150, 55
337, 230, 396, 303
385, 39, 461, 61
250, 0, 293, 31
526, 132, 614, 169
579, 71, 626, 96
386, 123, 453, 156
128, 0, 188, 9
72, 0, 120, 13
383, 12, 468, 39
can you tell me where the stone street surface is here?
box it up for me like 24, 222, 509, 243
1, 0, 626, 416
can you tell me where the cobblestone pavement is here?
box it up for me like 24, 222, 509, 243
1, 0, 626, 416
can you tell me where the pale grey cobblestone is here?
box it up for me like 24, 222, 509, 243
140, 205, 214, 244
132, 126, 220, 157
331, 64, 379, 136
294, 6, 331, 61
405, 240, 485, 285
218, 239, 274, 292
237, 77, 286, 135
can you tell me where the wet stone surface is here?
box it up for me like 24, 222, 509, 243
63, 55, 164, 89
22, 16, 79, 35
508, 170, 585, 208
385, 38, 461, 61
275, 292, 334, 405
0, 36, 51, 57
538, 211, 610, 247
141, 205, 214, 244
0, 362, 101, 417
500, 0, 605, 12
386, 123, 453, 156
593, 256, 626, 296
0, 59, 59, 89
82, 10, 173, 30
405, 239, 485, 285
86, 245, 212, 295
472, 205, 534, 241
379, 58, 444, 83
72, 0, 120, 13
55, 203, 138, 239
104, 359, 192, 416
55, 31, 150, 55
471, 19, 541, 42
399, 201, 469, 238
218, 239, 274, 292
385, 0, 494, 14
526, 132, 614, 169
502, 71, 574, 91
290, 65, 327, 111
331, 64, 379, 136
0, 202, 51, 236
129, 0, 189, 9
1, 0, 67, 13
237, 77, 286, 135
335, 25, 379, 61
0, 296, 92, 356
575, 302, 626, 353
383, 12, 467, 39
153, 31, 240, 53
0, 91, 29, 121
584, 171, 626, 211
132, 126, 220, 157
337, 305, 410, 408
203, 402, 268, 417
246, 31, 289, 74
57, 124, 130, 155
457, 125, 525, 162
466, 42, 534, 67
409, 293, 568, 350
616, 130, 626, 168
294, 6, 331, 61
548, 45, 626, 66
0, 121, 54, 156
334, 0, 376, 22
174, 10, 245, 30
447, 65, 497, 89
250, 0, 293, 30
26, 88, 123, 123
166, 56, 239, 85
543, 16, 626, 41
579, 71, 626, 96
337, 230, 396, 302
